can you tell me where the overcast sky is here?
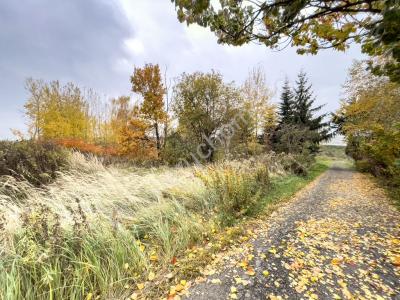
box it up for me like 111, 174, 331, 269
0, 0, 364, 141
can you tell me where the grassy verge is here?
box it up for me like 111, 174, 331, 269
250, 159, 330, 216
146, 159, 331, 299
0, 154, 331, 300
369, 175, 400, 209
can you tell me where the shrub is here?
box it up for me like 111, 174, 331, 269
195, 162, 270, 225
0, 140, 68, 186
55, 138, 118, 157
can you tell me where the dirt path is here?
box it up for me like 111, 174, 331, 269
184, 164, 400, 300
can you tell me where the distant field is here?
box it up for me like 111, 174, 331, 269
318, 145, 349, 160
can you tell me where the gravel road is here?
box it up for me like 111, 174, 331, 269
184, 164, 400, 300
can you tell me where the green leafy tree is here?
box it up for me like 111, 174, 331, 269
170, 0, 400, 82
173, 71, 240, 162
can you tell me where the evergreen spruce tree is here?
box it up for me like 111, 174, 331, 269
273, 72, 331, 154
292, 71, 331, 148
278, 78, 294, 124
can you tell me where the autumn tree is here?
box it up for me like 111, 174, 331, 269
173, 71, 240, 162
24, 78, 45, 140
262, 105, 278, 150
333, 61, 400, 179
24, 79, 90, 141
131, 64, 167, 154
171, 0, 400, 82
117, 105, 157, 160
242, 66, 273, 139
110, 96, 132, 143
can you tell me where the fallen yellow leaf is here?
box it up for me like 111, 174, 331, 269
391, 255, 400, 266
85, 292, 93, 300
246, 267, 256, 276
148, 271, 155, 281
331, 258, 342, 265
150, 254, 158, 261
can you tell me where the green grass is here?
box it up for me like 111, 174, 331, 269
249, 159, 330, 215
318, 145, 348, 160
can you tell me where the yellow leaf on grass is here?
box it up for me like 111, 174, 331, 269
148, 271, 155, 281
86, 293, 93, 300
263, 270, 269, 277
136, 283, 144, 290
230, 286, 237, 293
150, 254, 158, 261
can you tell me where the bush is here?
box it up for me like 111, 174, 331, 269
0, 140, 68, 186
55, 138, 118, 157
195, 162, 270, 225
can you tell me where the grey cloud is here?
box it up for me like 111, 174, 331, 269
0, 0, 133, 138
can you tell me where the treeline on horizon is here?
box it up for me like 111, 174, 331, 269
18, 64, 330, 166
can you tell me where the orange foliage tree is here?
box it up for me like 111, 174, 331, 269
131, 64, 166, 155
117, 106, 158, 160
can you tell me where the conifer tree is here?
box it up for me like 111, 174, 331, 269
292, 71, 331, 146
273, 72, 331, 154
278, 78, 294, 124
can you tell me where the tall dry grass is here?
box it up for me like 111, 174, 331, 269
0, 151, 292, 299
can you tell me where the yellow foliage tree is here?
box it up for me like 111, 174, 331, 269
24, 79, 90, 140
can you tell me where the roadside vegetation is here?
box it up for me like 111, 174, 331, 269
0, 151, 332, 299
333, 61, 400, 206
0, 61, 334, 299
1, 0, 397, 298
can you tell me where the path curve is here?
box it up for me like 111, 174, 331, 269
184, 164, 400, 300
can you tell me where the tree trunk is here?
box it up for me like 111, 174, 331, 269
155, 122, 161, 156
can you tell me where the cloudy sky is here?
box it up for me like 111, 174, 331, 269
0, 0, 364, 141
